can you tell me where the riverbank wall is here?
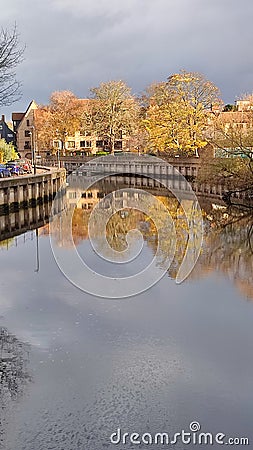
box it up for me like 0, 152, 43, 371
0, 168, 66, 214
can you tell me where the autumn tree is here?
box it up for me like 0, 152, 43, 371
143, 71, 221, 156
144, 95, 199, 156
0, 24, 24, 106
167, 70, 221, 109
35, 91, 84, 154
33, 107, 53, 153
0, 138, 17, 162
142, 81, 170, 108
85, 80, 139, 153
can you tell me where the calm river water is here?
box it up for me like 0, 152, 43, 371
0, 177, 252, 450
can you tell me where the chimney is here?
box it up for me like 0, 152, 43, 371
1, 115, 5, 122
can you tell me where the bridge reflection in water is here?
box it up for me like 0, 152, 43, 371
0, 175, 252, 300
51, 174, 253, 300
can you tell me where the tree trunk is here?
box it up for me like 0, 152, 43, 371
111, 137, 115, 155
61, 139, 66, 157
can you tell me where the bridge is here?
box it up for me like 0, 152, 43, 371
42, 154, 251, 207
42, 154, 200, 178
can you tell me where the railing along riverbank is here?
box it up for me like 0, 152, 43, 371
42, 154, 201, 178
0, 168, 66, 214
41, 155, 252, 207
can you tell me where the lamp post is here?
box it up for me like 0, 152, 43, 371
29, 127, 36, 174
55, 129, 61, 168
63, 131, 68, 157
56, 141, 60, 168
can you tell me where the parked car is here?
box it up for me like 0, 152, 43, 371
17, 159, 32, 173
5, 161, 24, 176
0, 164, 11, 178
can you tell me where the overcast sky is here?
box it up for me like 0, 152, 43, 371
2, 0, 253, 119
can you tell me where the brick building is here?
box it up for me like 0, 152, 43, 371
12, 99, 129, 158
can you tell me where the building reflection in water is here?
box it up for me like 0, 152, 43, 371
0, 175, 252, 300
49, 176, 253, 301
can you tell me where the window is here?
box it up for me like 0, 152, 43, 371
81, 203, 93, 209
87, 192, 93, 198
80, 140, 92, 148
53, 141, 60, 148
235, 123, 244, 130
69, 191, 77, 199
25, 130, 31, 137
96, 140, 103, 148
115, 141, 122, 150
24, 141, 31, 149
26, 119, 30, 126
81, 192, 86, 198
80, 130, 91, 137
67, 141, 75, 148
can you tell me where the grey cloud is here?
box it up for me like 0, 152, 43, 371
1, 0, 253, 117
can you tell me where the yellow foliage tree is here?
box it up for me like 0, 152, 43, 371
0, 139, 17, 162
86, 80, 139, 153
143, 71, 221, 156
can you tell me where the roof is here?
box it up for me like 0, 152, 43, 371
12, 112, 25, 121
24, 100, 38, 116
218, 111, 253, 123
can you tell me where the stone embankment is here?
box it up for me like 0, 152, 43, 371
0, 168, 66, 214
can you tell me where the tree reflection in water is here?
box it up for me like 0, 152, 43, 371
50, 189, 253, 300
194, 209, 253, 299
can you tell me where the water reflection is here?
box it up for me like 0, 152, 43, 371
0, 176, 252, 448
0, 176, 252, 299
0, 194, 66, 242
0, 327, 31, 400
193, 212, 253, 299
49, 177, 253, 300
0, 327, 31, 446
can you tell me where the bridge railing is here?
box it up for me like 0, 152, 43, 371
42, 154, 201, 177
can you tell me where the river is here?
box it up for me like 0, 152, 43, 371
0, 175, 252, 449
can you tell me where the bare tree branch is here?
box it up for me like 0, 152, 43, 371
0, 23, 25, 106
